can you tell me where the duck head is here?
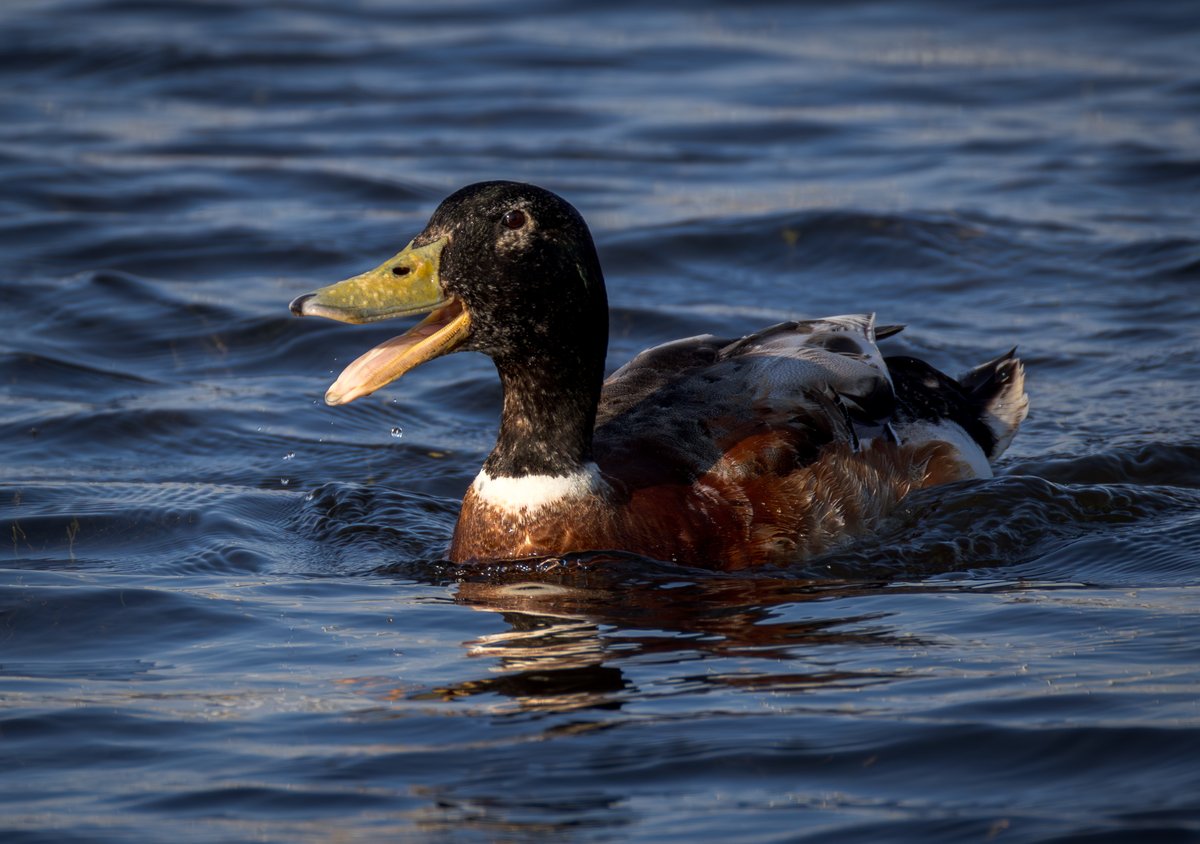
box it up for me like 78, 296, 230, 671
290, 181, 609, 406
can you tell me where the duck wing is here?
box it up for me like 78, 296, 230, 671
593, 314, 896, 489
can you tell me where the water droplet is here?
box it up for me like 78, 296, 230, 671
283, 451, 295, 461
390, 426, 403, 439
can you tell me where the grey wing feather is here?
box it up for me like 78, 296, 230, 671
594, 315, 897, 482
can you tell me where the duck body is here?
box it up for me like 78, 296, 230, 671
291, 182, 1028, 570
454, 316, 1024, 568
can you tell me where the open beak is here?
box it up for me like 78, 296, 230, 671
289, 236, 470, 406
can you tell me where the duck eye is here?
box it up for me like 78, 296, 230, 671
502, 209, 526, 230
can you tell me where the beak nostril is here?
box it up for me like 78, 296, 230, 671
289, 293, 316, 316
391, 266, 411, 277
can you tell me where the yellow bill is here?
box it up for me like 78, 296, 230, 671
289, 236, 470, 405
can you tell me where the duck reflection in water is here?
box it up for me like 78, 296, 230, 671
416, 554, 928, 714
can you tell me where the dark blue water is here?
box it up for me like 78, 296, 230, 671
3, 1, 1200, 841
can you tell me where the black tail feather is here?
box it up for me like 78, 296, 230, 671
886, 349, 1028, 462
959, 347, 1018, 396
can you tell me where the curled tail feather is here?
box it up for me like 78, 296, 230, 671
958, 349, 1028, 460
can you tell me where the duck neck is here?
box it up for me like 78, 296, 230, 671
483, 348, 603, 479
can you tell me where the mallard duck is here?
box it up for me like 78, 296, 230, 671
290, 181, 1027, 569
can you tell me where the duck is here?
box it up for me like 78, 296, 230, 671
290, 181, 1028, 569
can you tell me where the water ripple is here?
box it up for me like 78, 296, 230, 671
3, 0, 1200, 841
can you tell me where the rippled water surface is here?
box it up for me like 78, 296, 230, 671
3, 1, 1200, 841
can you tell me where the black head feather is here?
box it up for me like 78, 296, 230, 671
416, 181, 607, 366
418, 182, 609, 476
